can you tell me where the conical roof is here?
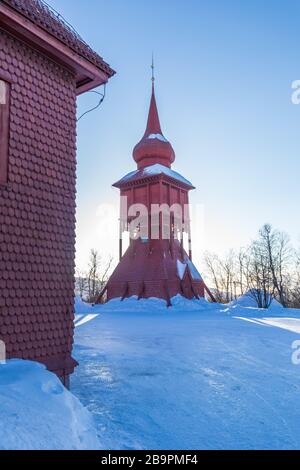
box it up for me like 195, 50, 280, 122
133, 83, 175, 169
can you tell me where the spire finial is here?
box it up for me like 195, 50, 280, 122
151, 53, 155, 84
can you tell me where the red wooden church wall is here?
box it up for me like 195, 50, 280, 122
0, 29, 77, 384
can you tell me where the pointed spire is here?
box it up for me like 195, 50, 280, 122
132, 59, 175, 169
144, 56, 162, 136
144, 85, 162, 136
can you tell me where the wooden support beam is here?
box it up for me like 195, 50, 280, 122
121, 282, 129, 301
204, 283, 217, 303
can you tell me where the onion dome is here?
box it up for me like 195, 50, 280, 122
133, 83, 175, 169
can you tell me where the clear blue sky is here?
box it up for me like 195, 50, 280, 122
48, 0, 300, 270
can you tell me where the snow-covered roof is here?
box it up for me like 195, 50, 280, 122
114, 163, 194, 187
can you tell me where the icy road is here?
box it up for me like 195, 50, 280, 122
72, 296, 300, 450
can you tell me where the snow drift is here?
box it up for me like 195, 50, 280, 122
0, 360, 100, 450
75, 296, 94, 314
230, 291, 283, 309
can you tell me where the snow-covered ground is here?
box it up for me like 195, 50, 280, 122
72, 296, 300, 450
0, 360, 100, 450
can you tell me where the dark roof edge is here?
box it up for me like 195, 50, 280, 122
2, 0, 115, 77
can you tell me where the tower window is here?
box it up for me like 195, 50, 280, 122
0, 79, 10, 184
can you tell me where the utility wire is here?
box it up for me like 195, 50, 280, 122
77, 84, 106, 122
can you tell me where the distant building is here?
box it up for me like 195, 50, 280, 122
0, 0, 115, 386
99, 77, 213, 305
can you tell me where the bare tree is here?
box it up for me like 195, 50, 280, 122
237, 248, 248, 296
87, 249, 100, 303
97, 255, 114, 302
259, 224, 291, 307
286, 248, 300, 308
204, 250, 237, 303
204, 225, 294, 308
76, 269, 87, 300
204, 252, 223, 302
86, 250, 114, 303
219, 250, 237, 302
244, 240, 274, 308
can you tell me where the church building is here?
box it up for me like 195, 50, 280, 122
100, 70, 213, 306
0, 0, 114, 385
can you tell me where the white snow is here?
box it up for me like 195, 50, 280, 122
234, 316, 300, 335
230, 291, 283, 309
176, 257, 202, 281
253, 318, 300, 335
5, 296, 295, 450
176, 259, 186, 280
0, 360, 100, 450
73, 296, 300, 450
184, 255, 203, 280
75, 314, 98, 328
75, 296, 94, 314
147, 133, 168, 142
117, 163, 193, 187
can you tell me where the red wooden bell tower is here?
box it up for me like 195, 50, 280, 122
100, 73, 211, 306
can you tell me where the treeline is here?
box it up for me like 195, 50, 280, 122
204, 224, 300, 308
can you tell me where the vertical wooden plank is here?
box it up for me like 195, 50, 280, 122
0, 79, 10, 184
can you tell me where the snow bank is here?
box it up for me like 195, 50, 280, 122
230, 291, 283, 310
75, 296, 94, 314
75, 294, 219, 316
75, 293, 291, 322
0, 360, 100, 450
170, 294, 217, 311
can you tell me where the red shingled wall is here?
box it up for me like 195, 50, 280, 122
0, 29, 77, 385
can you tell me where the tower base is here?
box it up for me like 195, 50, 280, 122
100, 239, 205, 305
